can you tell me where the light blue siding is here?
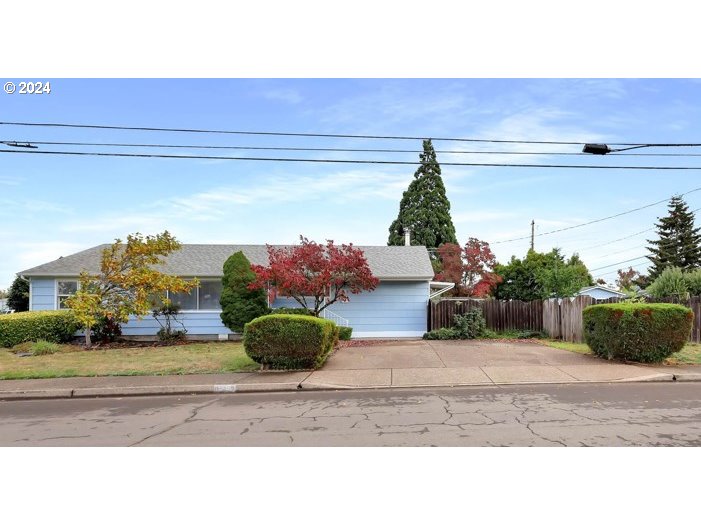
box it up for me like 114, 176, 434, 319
30, 278, 56, 310
29, 276, 429, 338
273, 282, 429, 337
120, 312, 232, 336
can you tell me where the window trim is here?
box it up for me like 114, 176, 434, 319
55, 279, 79, 310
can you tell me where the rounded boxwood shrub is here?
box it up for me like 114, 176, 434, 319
583, 303, 693, 363
338, 326, 353, 340
0, 310, 80, 348
243, 314, 337, 370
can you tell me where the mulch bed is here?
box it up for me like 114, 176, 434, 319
483, 337, 543, 344
65, 339, 232, 350
337, 339, 407, 348
338, 337, 545, 347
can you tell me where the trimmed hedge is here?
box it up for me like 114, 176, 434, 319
271, 307, 314, 316
0, 310, 80, 348
338, 326, 353, 340
243, 314, 338, 370
583, 303, 693, 363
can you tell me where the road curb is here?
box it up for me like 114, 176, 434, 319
2, 373, 701, 401
0, 383, 302, 401
616, 373, 675, 382
0, 388, 75, 400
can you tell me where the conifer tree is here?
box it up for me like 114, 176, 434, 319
7, 276, 29, 312
388, 139, 457, 251
647, 196, 701, 279
220, 251, 270, 332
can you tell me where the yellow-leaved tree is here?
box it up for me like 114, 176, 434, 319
66, 231, 197, 347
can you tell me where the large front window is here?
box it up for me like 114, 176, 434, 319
56, 280, 78, 309
168, 280, 222, 311
198, 280, 222, 310
54, 279, 223, 311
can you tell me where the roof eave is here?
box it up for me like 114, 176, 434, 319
21, 272, 434, 281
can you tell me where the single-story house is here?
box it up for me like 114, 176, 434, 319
576, 285, 627, 300
18, 244, 450, 339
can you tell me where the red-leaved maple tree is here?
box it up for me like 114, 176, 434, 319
249, 236, 380, 316
436, 238, 501, 297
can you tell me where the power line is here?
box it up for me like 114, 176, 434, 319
593, 261, 651, 280
589, 239, 701, 274
545, 205, 701, 258
0, 121, 590, 144
5, 148, 701, 170
575, 227, 655, 252
582, 205, 701, 271
590, 256, 652, 273
3, 120, 701, 148
491, 187, 701, 245
0, 121, 597, 144
5, 139, 701, 157
586, 244, 651, 263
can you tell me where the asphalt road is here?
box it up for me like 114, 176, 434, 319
2, 383, 701, 446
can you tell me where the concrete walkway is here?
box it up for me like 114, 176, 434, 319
305, 339, 701, 388
1, 340, 700, 400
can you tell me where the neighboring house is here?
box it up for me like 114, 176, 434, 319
0, 298, 9, 313
576, 285, 627, 300
18, 244, 444, 339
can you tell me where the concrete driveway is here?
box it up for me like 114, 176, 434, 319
302, 339, 677, 389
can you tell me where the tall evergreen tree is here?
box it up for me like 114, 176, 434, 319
388, 139, 457, 251
7, 276, 29, 312
220, 251, 270, 332
647, 196, 701, 279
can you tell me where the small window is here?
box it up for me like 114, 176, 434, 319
199, 280, 222, 310
57, 280, 78, 309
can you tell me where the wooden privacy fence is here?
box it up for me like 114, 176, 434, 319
542, 296, 593, 343
543, 295, 701, 343
430, 296, 701, 344
428, 299, 542, 332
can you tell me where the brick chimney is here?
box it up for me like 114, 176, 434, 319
404, 228, 411, 246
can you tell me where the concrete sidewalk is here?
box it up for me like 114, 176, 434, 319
2, 340, 701, 400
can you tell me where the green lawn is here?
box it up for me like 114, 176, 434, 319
540, 340, 701, 365
0, 341, 259, 380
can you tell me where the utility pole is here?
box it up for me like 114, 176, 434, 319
530, 220, 535, 251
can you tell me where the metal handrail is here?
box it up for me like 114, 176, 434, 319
321, 309, 349, 327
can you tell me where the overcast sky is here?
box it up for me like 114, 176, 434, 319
2, 78, 701, 289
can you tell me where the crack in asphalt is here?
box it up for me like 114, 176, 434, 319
6, 384, 701, 446
508, 397, 567, 447
128, 399, 219, 446
378, 426, 430, 436
37, 434, 92, 441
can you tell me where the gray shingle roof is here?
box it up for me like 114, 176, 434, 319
18, 244, 434, 280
